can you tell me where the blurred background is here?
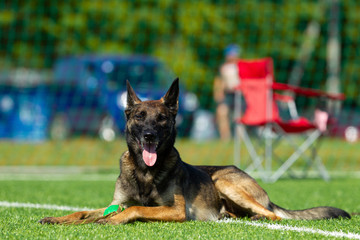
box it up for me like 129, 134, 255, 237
0, 0, 359, 177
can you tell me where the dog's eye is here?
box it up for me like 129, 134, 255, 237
157, 114, 167, 121
135, 111, 146, 120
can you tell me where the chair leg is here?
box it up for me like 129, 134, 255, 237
235, 123, 329, 182
233, 92, 242, 168
270, 125, 307, 179
265, 124, 273, 181
268, 130, 322, 182
237, 125, 268, 181
295, 141, 316, 179
315, 154, 330, 181
311, 137, 330, 181
299, 143, 320, 179
234, 125, 241, 168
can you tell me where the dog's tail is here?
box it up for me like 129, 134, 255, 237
270, 202, 351, 220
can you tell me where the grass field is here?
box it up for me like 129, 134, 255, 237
0, 137, 359, 171
0, 138, 360, 239
1, 177, 360, 239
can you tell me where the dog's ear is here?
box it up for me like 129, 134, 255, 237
125, 80, 142, 117
162, 78, 179, 115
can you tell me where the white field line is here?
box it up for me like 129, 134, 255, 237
218, 218, 360, 239
1, 201, 359, 239
0, 201, 94, 212
0, 174, 116, 181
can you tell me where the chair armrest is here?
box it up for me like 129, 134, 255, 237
272, 82, 345, 100
273, 93, 299, 119
273, 93, 293, 103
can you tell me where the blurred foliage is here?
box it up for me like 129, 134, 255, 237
0, 0, 359, 109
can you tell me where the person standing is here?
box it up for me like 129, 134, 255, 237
213, 44, 241, 141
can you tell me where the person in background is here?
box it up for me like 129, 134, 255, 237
213, 44, 241, 141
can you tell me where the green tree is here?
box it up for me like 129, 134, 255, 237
0, 0, 359, 108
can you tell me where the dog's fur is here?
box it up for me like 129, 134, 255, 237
39, 78, 350, 225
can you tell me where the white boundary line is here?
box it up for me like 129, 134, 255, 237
0, 174, 116, 181
1, 201, 359, 239
0, 201, 94, 212
218, 218, 360, 239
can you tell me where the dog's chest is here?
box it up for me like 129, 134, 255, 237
130, 171, 168, 206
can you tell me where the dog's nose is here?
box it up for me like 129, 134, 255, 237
144, 132, 155, 142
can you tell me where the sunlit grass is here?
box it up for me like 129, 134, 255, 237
1, 179, 359, 240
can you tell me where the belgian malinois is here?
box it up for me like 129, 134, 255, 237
39, 78, 350, 225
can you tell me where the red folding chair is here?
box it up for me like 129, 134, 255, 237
233, 58, 345, 182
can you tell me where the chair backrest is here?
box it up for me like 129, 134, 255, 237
237, 58, 280, 125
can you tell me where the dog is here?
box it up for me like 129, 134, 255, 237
39, 78, 350, 225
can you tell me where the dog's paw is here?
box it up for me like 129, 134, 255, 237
95, 217, 125, 225
94, 219, 109, 225
250, 214, 267, 221
38, 217, 59, 224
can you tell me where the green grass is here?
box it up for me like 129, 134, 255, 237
0, 137, 359, 172
0, 138, 360, 239
1, 178, 360, 239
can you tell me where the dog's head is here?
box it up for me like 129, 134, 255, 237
125, 78, 179, 167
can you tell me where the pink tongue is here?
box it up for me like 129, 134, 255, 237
142, 143, 157, 166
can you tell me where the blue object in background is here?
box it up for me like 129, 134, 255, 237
0, 55, 198, 142
50, 55, 198, 141
0, 93, 14, 139
12, 90, 50, 141
0, 86, 50, 142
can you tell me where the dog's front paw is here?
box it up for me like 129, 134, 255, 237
95, 217, 125, 225
95, 218, 110, 225
38, 217, 59, 224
